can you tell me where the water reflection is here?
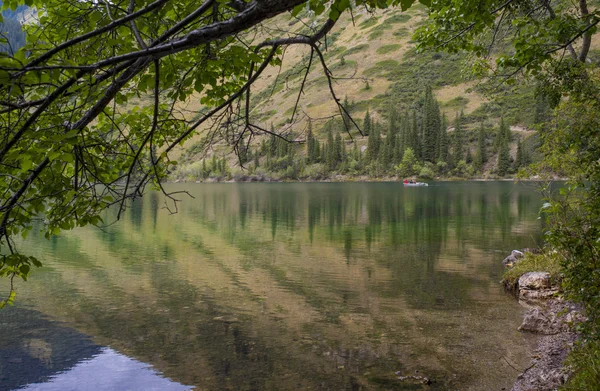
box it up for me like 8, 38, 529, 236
5, 182, 544, 390
0, 307, 190, 391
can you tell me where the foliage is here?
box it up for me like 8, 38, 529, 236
562, 339, 600, 391
538, 93, 600, 339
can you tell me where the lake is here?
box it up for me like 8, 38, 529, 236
0, 182, 545, 390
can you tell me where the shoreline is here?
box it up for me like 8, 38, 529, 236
168, 176, 564, 184
502, 252, 582, 391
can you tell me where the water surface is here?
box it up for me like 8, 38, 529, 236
1, 182, 545, 390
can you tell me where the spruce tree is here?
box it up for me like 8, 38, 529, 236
342, 96, 351, 129
515, 140, 524, 170
474, 123, 486, 173
211, 154, 218, 173
334, 133, 343, 166
326, 129, 335, 170
306, 119, 315, 164
496, 123, 511, 176
363, 110, 372, 135
452, 112, 464, 162
422, 86, 441, 163
315, 139, 322, 163
254, 151, 259, 168
366, 122, 381, 163
437, 114, 449, 163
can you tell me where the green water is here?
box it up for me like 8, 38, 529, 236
1, 182, 545, 390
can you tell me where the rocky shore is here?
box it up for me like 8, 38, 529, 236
502, 250, 583, 391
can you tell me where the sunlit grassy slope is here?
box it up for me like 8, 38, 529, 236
172, 6, 570, 178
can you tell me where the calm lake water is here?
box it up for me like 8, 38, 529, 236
1, 182, 546, 390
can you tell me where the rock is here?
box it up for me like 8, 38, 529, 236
502, 254, 520, 267
502, 248, 540, 268
520, 288, 560, 303
519, 308, 564, 334
519, 272, 551, 290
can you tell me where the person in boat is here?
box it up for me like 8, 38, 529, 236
403, 179, 408, 184
410, 179, 416, 184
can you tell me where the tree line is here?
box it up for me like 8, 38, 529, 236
189, 87, 531, 181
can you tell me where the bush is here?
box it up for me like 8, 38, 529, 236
562, 339, 600, 391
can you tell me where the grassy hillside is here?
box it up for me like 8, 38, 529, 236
172, 6, 550, 182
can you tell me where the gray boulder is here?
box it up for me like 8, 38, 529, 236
519, 272, 552, 290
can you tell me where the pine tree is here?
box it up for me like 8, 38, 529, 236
387, 106, 398, 166
211, 154, 218, 173
452, 112, 464, 162
319, 139, 326, 164
363, 110, 372, 135
495, 117, 511, 152
254, 150, 260, 168
325, 129, 335, 170
422, 86, 441, 163
202, 159, 208, 178
342, 96, 351, 130
306, 119, 315, 164
474, 123, 486, 173
407, 111, 420, 158
466, 147, 473, 164
334, 133, 343, 165
437, 114, 449, 163
496, 123, 511, 176
515, 139, 524, 170
366, 122, 381, 163
315, 139, 322, 163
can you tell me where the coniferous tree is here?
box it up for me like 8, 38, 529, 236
496, 123, 511, 176
422, 86, 441, 163
342, 96, 351, 129
495, 117, 511, 152
474, 123, 486, 173
515, 139, 524, 170
334, 133, 343, 166
315, 139, 322, 163
202, 159, 208, 178
254, 151, 260, 168
407, 111, 420, 159
366, 122, 381, 163
363, 110, 372, 136
325, 129, 335, 170
437, 114, 449, 164
452, 112, 464, 162
306, 119, 315, 164
387, 107, 398, 166
211, 154, 218, 173
466, 148, 473, 164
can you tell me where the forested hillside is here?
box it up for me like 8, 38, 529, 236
172, 6, 557, 182
0, 1, 27, 55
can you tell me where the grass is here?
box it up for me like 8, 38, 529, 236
386, 13, 412, 24
442, 96, 470, 110
392, 28, 410, 38
502, 251, 562, 290
363, 59, 400, 78
343, 44, 370, 56
376, 44, 402, 55
359, 17, 378, 29
368, 23, 393, 40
